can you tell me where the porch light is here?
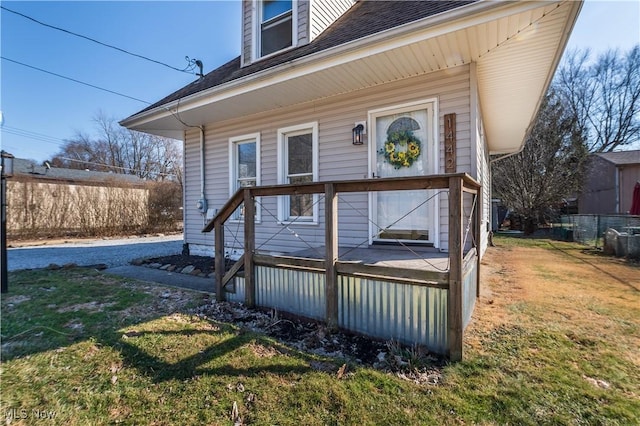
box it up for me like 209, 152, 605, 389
352, 123, 364, 145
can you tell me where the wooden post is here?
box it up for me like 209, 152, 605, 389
214, 219, 225, 302
325, 183, 339, 330
448, 176, 464, 361
244, 189, 256, 308
475, 189, 482, 299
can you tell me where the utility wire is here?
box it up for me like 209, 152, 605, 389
1, 5, 197, 75
59, 157, 177, 178
1, 57, 151, 104
2, 126, 66, 146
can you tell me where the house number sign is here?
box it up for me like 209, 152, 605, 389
444, 113, 456, 173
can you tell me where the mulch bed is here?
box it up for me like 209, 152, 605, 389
136, 254, 219, 275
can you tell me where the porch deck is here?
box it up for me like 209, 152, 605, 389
204, 173, 481, 360
285, 245, 450, 273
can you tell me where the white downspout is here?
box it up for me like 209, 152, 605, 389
200, 126, 205, 202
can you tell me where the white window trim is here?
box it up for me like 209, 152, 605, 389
253, 0, 298, 62
276, 121, 319, 225
367, 98, 440, 247
229, 132, 261, 223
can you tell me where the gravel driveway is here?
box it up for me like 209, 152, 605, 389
7, 235, 183, 271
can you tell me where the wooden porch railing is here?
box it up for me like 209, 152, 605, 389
203, 173, 481, 360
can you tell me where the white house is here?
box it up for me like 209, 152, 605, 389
122, 0, 581, 359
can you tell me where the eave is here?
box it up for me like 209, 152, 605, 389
121, 1, 582, 154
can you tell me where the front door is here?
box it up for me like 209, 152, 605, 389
370, 101, 437, 245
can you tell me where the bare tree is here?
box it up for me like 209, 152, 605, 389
492, 91, 588, 234
51, 112, 183, 182
555, 45, 640, 152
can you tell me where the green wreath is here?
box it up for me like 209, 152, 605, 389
378, 130, 422, 169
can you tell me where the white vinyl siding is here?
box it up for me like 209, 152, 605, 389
241, 0, 253, 67
470, 62, 490, 257
183, 65, 472, 254
309, 0, 353, 41
297, 0, 310, 45
184, 129, 208, 246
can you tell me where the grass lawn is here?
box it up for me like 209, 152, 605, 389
1, 237, 639, 425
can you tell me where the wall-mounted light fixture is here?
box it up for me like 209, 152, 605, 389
352, 122, 366, 145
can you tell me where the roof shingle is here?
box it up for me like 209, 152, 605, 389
595, 150, 640, 166
133, 1, 475, 116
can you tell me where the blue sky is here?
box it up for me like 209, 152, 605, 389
1, 0, 639, 163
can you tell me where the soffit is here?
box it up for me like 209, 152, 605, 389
126, 1, 580, 154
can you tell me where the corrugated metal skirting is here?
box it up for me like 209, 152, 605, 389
255, 266, 327, 321
462, 259, 478, 330
226, 268, 450, 354
227, 277, 245, 303
338, 276, 448, 354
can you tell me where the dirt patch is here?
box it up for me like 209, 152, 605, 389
4, 295, 31, 306
57, 301, 116, 313
469, 242, 640, 365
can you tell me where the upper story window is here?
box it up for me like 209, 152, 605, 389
260, 0, 293, 57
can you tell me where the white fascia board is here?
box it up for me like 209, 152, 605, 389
122, 1, 564, 130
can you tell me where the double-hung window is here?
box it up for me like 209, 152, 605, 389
229, 133, 260, 221
277, 122, 318, 223
259, 0, 293, 57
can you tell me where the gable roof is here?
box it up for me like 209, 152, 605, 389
595, 150, 640, 166
122, 0, 582, 155
138, 1, 475, 115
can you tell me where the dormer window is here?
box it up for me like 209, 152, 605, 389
259, 0, 293, 57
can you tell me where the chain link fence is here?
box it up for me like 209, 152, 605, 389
554, 214, 640, 258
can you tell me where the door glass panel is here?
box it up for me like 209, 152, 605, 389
287, 133, 312, 174
237, 142, 256, 180
289, 175, 313, 217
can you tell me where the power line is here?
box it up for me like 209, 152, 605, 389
1, 56, 151, 104
2, 126, 66, 146
0, 5, 199, 76
59, 157, 177, 177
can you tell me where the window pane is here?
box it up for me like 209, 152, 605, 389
263, 0, 292, 22
288, 175, 313, 217
287, 133, 312, 175
261, 17, 292, 56
238, 179, 256, 188
238, 142, 256, 179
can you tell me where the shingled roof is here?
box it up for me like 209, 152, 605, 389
13, 158, 145, 185
595, 150, 640, 166
135, 0, 475, 116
